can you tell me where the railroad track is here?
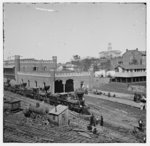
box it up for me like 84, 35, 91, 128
4, 91, 141, 143
86, 102, 139, 142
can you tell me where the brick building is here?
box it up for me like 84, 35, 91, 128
111, 48, 146, 68
110, 48, 146, 83
4, 55, 94, 93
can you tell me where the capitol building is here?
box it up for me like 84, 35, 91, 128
99, 43, 122, 59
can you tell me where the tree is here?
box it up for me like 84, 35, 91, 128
73, 55, 80, 61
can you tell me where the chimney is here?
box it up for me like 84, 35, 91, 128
136, 48, 138, 51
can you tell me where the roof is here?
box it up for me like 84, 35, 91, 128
49, 105, 68, 115
115, 64, 146, 70
99, 50, 121, 54
140, 51, 146, 56
4, 65, 15, 68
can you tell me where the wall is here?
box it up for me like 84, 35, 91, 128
122, 49, 142, 66
17, 71, 94, 93
47, 114, 59, 125
47, 109, 68, 126
93, 77, 110, 88
58, 109, 68, 126
4, 68, 15, 80
17, 72, 53, 90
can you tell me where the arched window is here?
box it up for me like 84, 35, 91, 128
44, 66, 47, 71
43, 82, 46, 87
35, 81, 37, 87
28, 80, 30, 87
80, 81, 84, 88
33, 66, 38, 71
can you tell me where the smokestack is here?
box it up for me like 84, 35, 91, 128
52, 56, 57, 69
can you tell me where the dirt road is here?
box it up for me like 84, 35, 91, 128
3, 91, 146, 143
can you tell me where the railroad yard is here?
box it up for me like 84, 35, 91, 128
3, 90, 146, 143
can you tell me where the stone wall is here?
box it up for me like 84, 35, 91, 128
17, 71, 94, 93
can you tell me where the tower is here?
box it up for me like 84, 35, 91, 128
108, 43, 112, 51
52, 56, 57, 69
14, 55, 20, 82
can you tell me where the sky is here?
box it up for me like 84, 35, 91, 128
3, 2, 146, 63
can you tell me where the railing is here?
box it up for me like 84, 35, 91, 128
55, 72, 90, 77
114, 71, 146, 77
4, 60, 54, 64
17, 71, 90, 78
20, 60, 54, 64
17, 72, 51, 77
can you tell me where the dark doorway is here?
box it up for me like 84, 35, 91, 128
55, 80, 63, 93
65, 79, 74, 92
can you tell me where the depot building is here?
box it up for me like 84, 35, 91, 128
4, 55, 94, 93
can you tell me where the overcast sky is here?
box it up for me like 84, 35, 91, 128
3, 2, 146, 63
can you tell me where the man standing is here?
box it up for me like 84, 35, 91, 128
100, 115, 104, 126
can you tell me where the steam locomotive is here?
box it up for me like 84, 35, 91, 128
4, 81, 90, 115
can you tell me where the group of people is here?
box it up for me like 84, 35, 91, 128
87, 114, 104, 134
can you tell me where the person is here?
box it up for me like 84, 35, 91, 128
93, 127, 97, 134
100, 115, 103, 126
87, 124, 92, 131
68, 119, 70, 125
90, 114, 93, 125
143, 137, 146, 143
96, 117, 100, 125
138, 119, 143, 131
140, 102, 144, 110
90, 113, 95, 126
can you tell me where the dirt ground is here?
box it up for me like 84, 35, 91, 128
3, 91, 146, 143
85, 95, 146, 142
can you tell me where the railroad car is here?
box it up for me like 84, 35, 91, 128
4, 82, 90, 115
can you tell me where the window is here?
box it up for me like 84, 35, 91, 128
33, 66, 37, 71
44, 66, 47, 71
28, 80, 30, 87
43, 82, 46, 87
35, 81, 37, 87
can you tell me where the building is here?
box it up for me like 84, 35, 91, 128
4, 99, 21, 111
3, 65, 15, 80
111, 48, 146, 68
122, 48, 145, 66
4, 56, 57, 73
111, 64, 146, 83
48, 105, 68, 126
99, 43, 122, 59
4, 55, 94, 93
110, 48, 146, 83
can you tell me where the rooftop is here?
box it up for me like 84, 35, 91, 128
115, 64, 146, 70
49, 105, 68, 115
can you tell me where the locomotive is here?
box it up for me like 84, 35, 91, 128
4, 81, 90, 115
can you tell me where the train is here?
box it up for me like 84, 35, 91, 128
4, 81, 91, 115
